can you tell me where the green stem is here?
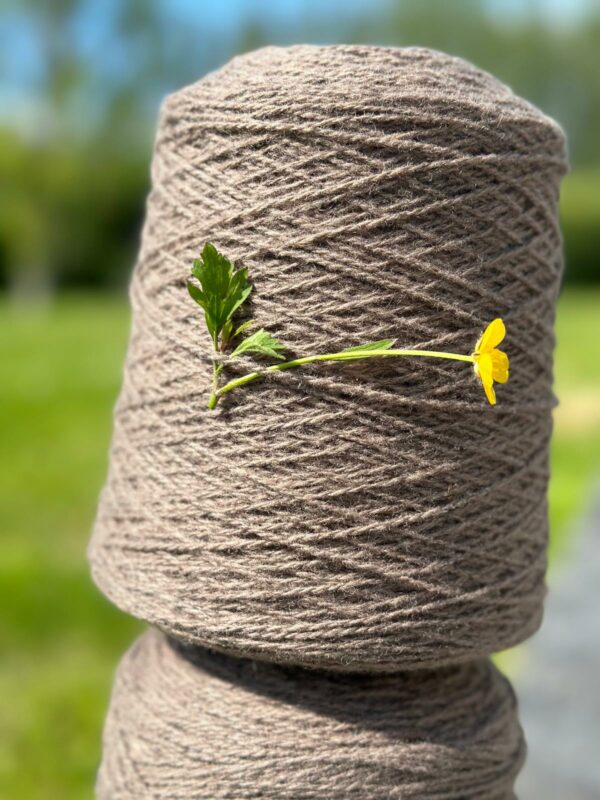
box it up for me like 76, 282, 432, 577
209, 348, 475, 408
208, 333, 222, 409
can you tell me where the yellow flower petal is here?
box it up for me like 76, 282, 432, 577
490, 349, 509, 384
473, 352, 497, 405
474, 352, 492, 382
482, 375, 497, 405
474, 318, 506, 354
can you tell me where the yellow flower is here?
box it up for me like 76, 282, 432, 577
471, 318, 509, 406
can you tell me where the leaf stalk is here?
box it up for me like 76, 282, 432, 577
209, 348, 475, 408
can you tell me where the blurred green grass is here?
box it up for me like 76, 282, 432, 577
0, 296, 139, 799
1, 290, 599, 799
549, 289, 600, 557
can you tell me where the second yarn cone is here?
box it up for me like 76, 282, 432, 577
97, 630, 525, 800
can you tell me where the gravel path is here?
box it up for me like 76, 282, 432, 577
515, 494, 600, 799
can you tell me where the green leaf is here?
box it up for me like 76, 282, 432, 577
221, 318, 234, 348
231, 328, 287, 361
188, 243, 252, 342
187, 281, 206, 308
233, 318, 254, 337
338, 339, 396, 355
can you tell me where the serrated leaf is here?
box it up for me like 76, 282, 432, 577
188, 243, 252, 342
338, 339, 396, 355
222, 272, 252, 323
187, 281, 207, 308
231, 328, 287, 361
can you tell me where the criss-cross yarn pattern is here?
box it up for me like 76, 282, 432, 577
96, 629, 525, 800
90, 45, 567, 671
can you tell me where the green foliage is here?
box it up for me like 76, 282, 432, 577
233, 318, 255, 337
187, 243, 287, 406
338, 339, 396, 355
560, 171, 600, 284
188, 243, 252, 347
0, 129, 148, 291
231, 328, 286, 360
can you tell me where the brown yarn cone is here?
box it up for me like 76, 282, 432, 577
89, 44, 567, 673
96, 629, 525, 800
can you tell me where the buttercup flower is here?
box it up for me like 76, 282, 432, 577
471, 318, 509, 406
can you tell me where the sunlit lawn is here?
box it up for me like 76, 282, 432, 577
549, 290, 600, 557
1, 289, 599, 799
0, 295, 139, 799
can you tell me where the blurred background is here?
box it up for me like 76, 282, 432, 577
1, 1, 598, 798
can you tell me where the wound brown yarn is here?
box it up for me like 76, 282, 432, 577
89, 44, 567, 671
96, 629, 525, 799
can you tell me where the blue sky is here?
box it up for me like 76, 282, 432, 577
0, 0, 374, 107
170, 0, 592, 29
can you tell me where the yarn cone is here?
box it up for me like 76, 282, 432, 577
90, 45, 567, 797
97, 630, 525, 800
